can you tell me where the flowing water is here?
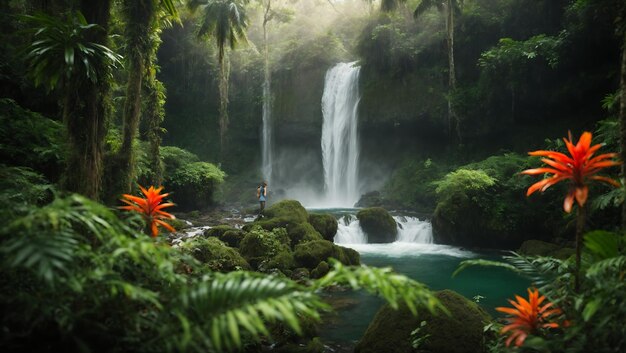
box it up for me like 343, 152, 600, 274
311, 209, 529, 349
321, 62, 361, 207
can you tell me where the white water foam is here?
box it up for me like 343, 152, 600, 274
333, 214, 473, 257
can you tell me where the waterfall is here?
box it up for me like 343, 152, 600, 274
395, 216, 434, 243
335, 215, 367, 244
334, 215, 433, 244
261, 78, 272, 182
321, 62, 361, 207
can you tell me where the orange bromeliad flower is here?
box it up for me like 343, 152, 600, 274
521, 131, 620, 213
496, 288, 562, 347
120, 185, 176, 237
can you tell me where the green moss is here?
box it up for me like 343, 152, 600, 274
265, 249, 296, 272
310, 261, 329, 279
264, 200, 309, 223
518, 240, 575, 260
308, 213, 338, 242
293, 240, 359, 269
239, 226, 294, 271
355, 290, 491, 353
178, 237, 250, 272
356, 207, 397, 243
166, 161, 226, 211
286, 222, 323, 247
244, 217, 292, 232
204, 225, 245, 247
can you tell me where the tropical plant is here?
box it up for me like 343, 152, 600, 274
189, 0, 249, 155
120, 185, 176, 237
522, 131, 620, 290
22, 7, 120, 199
495, 288, 562, 347
380, 0, 463, 143
1, 191, 445, 352
455, 231, 626, 353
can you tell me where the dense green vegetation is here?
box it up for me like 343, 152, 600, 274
1, 0, 625, 352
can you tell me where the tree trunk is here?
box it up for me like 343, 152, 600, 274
118, 58, 145, 192
620, 32, 626, 229
144, 67, 165, 186
63, 0, 111, 200
117, 0, 156, 193
574, 204, 586, 292
445, 0, 460, 144
218, 52, 230, 157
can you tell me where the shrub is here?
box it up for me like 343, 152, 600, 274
0, 99, 65, 180
167, 161, 226, 210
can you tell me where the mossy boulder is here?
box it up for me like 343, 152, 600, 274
356, 207, 397, 243
178, 237, 250, 272
264, 199, 309, 223
203, 225, 245, 247
518, 239, 575, 260
239, 226, 295, 271
356, 290, 491, 353
243, 217, 292, 233
308, 213, 338, 241
310, 261, 330, 279
293, 240, 360, 269
286, 222, 324, 246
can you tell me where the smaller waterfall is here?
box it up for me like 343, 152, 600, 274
261, 79, 272, 182
395, 216, 434, 243
334, 215, 433, 244
335, 215, 367, 244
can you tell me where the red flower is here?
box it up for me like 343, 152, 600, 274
120, 185, 176, 237
521, 131, 620, 212
496, 288, 562, 347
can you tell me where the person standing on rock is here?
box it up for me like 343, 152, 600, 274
257, 181, 268, 216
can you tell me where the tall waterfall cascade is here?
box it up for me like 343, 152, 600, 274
321, 62, 361, 207
261, 78, 272, 182
334, 216, 434, 244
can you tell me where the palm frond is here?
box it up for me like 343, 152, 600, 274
452, 258, 519, 277
170, 271, 328, 352
586, 256, 626, 278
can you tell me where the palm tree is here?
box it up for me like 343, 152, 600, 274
381, 0, 462, 144
23, 7, 121, 199
189, 0, 249, 156
116, 0, 178, 194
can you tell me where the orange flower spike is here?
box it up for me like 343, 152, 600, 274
119, 185, 176, 237
496, 288, 562, 347
521, 131, 621, 213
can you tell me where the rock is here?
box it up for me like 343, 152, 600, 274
308, 213, 338, 241
356, 207, 398, 243
291, 267, 310, 281
355, 290, 491, 353
518, 239, 575, 260
355, 191, 383, 208
178, 237, 250, 272
239, 226, 294, 271
293, 240, 360, 269
203, 225, 245, 247
264, 199, 309, 223
310, 261, 330, 279
286, 222, 324, 247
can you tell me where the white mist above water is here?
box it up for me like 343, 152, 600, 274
321, 62, 361, 207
